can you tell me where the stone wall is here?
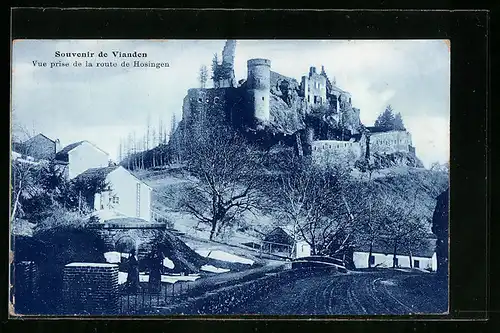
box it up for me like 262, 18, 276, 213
311, 140, 363, 165
62, 263, 119, 315
92, 224, 166, 260
368, 130, 412, 155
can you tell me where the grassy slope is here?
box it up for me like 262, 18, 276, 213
135, 165, 448, 248
353, 166, 449, 232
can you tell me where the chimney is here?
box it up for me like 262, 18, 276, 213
55, 139, 62, 153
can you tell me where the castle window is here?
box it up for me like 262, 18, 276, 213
262, 96, 265, 101
198, 98, 203, 103
112, 196, 119, 204
214, 97, 220, 104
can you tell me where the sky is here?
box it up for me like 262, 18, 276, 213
11, 39, 450, 168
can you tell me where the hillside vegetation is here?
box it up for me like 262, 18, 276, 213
135, 164, 448, 246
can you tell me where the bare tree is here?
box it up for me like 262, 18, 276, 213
354, 158, 385, 267
271, 155, 355, 256
199, 65, 208, 88
177, 124, 265, 241
378, 190, 428, 268
10, 124, 47, 223
158, 117, 164, 146
146, 113, 151, 151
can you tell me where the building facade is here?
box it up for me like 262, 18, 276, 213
353, 238, 438, 271
55, 141, 110, 180
75, 166, 153, 222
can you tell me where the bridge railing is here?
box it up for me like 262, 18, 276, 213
151, 210, 174, 228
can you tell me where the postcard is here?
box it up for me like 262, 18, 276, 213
10, 39, 450, 316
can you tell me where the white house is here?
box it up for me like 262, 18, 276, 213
74, 165, 153, 222
262, 226, 312, 259
293, 240, 311, 259
353, 238, 438, 271
54, 140, 109, 179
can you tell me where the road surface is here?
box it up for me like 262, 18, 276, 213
230, 269, 448, 315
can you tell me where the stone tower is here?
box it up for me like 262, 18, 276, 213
247, 58, 271, 123
219, 40, 237, 88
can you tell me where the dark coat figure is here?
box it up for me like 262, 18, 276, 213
432, 188, 449, 277
148, 247, 164, 292
126, 249, 139, 292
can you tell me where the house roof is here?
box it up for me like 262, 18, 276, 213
29, 133, 56, 143
74, 165, 152, 188
55, 140, 109, 160
264, 227, 295, 246
55, 141, 85, 159
20, 133, 56, 145
354, 238, 436, 258
73, 165, 119, 182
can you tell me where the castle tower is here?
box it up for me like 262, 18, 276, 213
247, 58, 271, 123
222, 40, 236, 66
213, 40, 237, 88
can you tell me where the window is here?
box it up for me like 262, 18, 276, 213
414, 260, 420, 268
214, 97, 220, 104
198, 98, 203, 103
369, 255, 375, 265
112, 196, 119, 204
262, 96, 265, 101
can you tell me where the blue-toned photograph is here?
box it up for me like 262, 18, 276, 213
10, 39, 449, 316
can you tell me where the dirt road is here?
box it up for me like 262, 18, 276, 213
230, 269, 448, 315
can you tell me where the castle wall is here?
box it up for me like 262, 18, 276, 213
369, 130, 412, 155
247, 59, 271, 123
182, 88, 231, 127
311, 140, 362, 165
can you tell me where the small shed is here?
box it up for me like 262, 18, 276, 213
262, 227, 295, 256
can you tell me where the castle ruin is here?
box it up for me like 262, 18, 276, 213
178, 40, 417, 166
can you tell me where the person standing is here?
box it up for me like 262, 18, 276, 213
126, 249, 139, 292
148, 246, 163, 293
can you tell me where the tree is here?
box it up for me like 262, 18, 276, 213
393, 112, 406, 130
199, 65, 208, 88
354, 158, 385, 268
10, 125, 47, 223
378, 190, 428, 268
10, 159, 44, 223
211, 53, 219, 88
271, 155, 356, 256
374, 105, 396, 129
177, 124, 265, 241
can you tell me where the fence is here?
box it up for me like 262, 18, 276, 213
119, 280, 192, 314
150, 209, 174, 228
